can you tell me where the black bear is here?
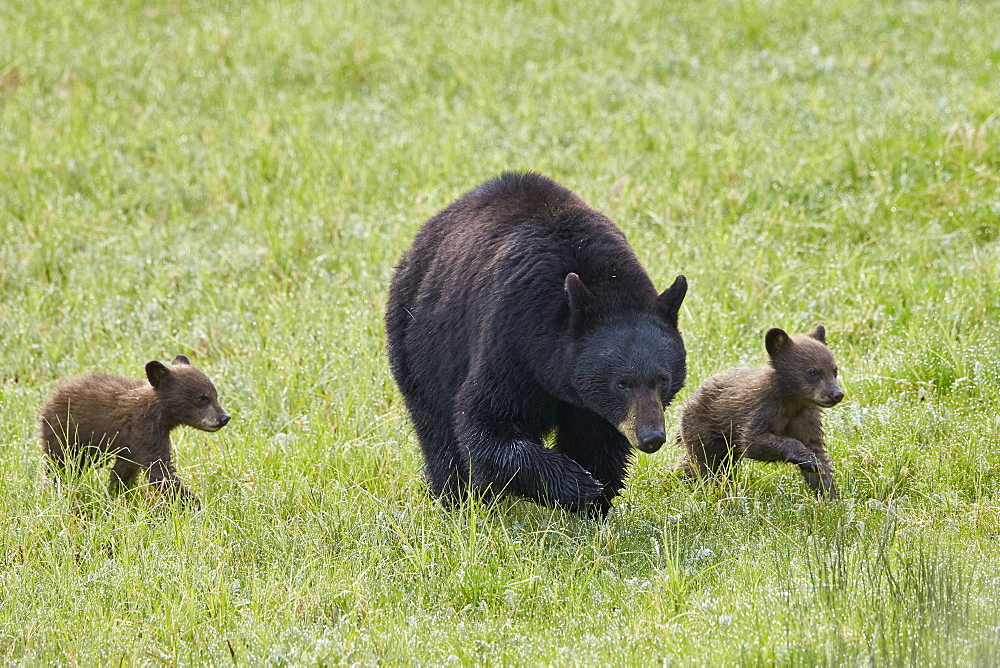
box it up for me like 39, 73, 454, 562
386, 173, 687, 515
675, 325, 844, 498
39, 354, 230, 509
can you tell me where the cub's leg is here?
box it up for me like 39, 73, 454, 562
141, 441, 200, 509
678, 434, 737, 482
108, 454, 141, 496
744, 434, 837, 497
742, 434, 823, 469
799, 447, 837, 499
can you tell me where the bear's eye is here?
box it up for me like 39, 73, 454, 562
807, 369, 819, 379
656, 374, 669, 387
833, 367, 839, 377
197, 395, 210, 406
615, 380, 629, 391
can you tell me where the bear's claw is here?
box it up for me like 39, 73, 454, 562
796, 459, 824, 473
551, 459, 603, 510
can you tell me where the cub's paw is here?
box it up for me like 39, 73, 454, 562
173, 487, 202, 512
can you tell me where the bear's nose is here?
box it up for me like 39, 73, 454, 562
829, 390, 844, 404
637, 429, 666, 453
218, 414, 231, 426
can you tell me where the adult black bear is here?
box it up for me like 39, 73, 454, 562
386, 173, 687, 516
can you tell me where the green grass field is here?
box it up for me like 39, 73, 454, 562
2, 0, 999, 663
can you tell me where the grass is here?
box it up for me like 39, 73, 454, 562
2, 0, 999, 663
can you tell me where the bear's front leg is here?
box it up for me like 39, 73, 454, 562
798, 447, 837, 499
792, 426, 838, 499
147, 458, 201, 510
455, 413, 603, 511
554, 403, 632, 517
742, 433, 824, 471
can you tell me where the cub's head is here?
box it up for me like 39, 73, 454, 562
566, 273, 687, 454
765, 325, 844, 408
146, 355, 231, 432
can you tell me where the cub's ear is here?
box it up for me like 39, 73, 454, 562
564, 273, 593, 331
807, 324, 827, 344
657, 275, 687, 328
765, 328, 792, 358
172, 354, 191, 366
146, 361, 170, 387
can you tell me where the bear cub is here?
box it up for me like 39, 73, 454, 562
39, 355, 230, 509
675, 325, 843, 498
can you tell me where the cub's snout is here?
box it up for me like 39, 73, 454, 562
819, 387, 844, 407
201, 411, 231, 432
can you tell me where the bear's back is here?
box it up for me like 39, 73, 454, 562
683, 361, 826, 443
387, 173, 668, 417
681, 366, 775, 438
40, 373, 147, 447
401, 173, 657, 316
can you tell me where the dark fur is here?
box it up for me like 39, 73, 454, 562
39, 355, 230, 508
386, 172, 687, 516
675, 325, 844, 498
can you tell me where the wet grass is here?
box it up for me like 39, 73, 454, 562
1, 0, 999, 663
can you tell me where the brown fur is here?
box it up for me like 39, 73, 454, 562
675, 325, 844, 498
38, 355, 230, 509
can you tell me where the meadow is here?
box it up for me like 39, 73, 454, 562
1, 0, 999, 663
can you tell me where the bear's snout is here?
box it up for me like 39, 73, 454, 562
636, 427, 666, 453
198, 412, 231, 432
617, 390, 666, 453
813, 385, 844, 408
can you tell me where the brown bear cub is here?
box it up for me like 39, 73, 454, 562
675, 325, 844, 498
39, 355, 230, 509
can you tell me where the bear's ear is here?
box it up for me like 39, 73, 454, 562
765, 328, 792, 358
146, 361, 171, 388
172, 354, 191, 366
657, 275, 687, 328
564, 273, 593, 331
807, 324, 826, 344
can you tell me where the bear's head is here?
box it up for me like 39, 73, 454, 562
565, 273, 687, 453
765, 325, 844, 408
146, 354, 232, 432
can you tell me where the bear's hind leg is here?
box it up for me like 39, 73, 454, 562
679, 434, 736, 481
109, 455, 140, 497
554, 404, 631, 517
411, 412, 470, 507
42, 435, 70, 479
40, 416, 92, 478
